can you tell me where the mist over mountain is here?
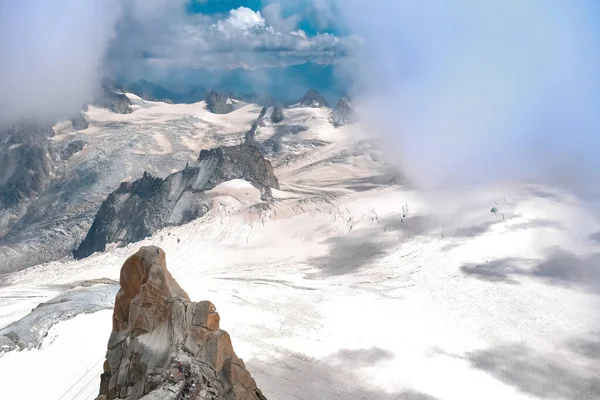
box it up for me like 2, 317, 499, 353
116, 62, 347, 107
1, 3, 600, 400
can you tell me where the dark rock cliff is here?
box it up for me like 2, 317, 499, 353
73, 140, 279, 259
330, 96, 356, 127
0, 121, 56, 236
206, 91, 233, 114
300, 90, 330, 108
61, 140, 87, 160
95, 85, 133, 114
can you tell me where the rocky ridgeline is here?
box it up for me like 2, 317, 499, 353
96, 246, 266, 400
73, 138, 279, 259
0, 121, 57, 236
247, 106, 285, 138
330, 96, 356, 127
95, 85, 133, 114
60, 139, 87, 160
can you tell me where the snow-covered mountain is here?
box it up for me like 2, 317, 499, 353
330, 96, 356, 127
0, 94, 599, 399
297, 89, 330, 108
0, 94, 265, 273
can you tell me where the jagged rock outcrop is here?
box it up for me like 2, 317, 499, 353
70, 112, 89, 130
270, 106, 284, 124
95, 246, 266, 400
330, 96, 356, 127
0, 121, 56, 236
206, 91, 233, 114
61, 140, 87, 160
73, 139, 279, 259
299, 90, 330, 108
95, 85, 133, 114
248, 106, 285, 139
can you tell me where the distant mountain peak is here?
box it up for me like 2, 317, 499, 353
330, 95, 356, 127
300, 90, 330, 108
206, 91, 234, 114
94, 85, 133, 114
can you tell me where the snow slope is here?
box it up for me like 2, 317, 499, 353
0, 98, 599, 399
0, 95, 263, 273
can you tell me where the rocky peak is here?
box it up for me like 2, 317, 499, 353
206, 91, 233, 114
73, 140, 279, 259
300, 90, 330, 108
96, 246, 266, 400
330, 96, 356, 127
95, 85, 133, 114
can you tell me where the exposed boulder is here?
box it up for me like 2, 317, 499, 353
0, 121, 56, 236
73, 139, 279, 259
270, 106, 284, 123
95, 85, 133, 114
206, 91, 233, 114
61, 140, 87, 160
330, 96, 356, 127
299, 90, 330, 108
95, 246, 267, 400
247, 106, 285, 140
70, 112, 89, 130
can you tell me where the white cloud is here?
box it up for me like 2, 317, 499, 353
312, 0, 337, 30
0, 0, 122, 127
332, 0, 600, 194
262, 3, 300, 32
217, 7, 265, 32
108, 4, 359, 72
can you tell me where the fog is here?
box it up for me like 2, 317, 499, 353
3, 0, 599, 197
334, 0, 600, 195
0, 0, 121, 128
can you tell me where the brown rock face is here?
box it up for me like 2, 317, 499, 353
97, 246, 266, 400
